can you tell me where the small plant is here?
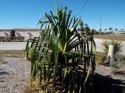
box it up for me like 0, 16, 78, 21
102, 40, 123, 54
101, 40, 123, 64
111, 53, 125, 73
101, 40, 125, 74
0, 56, 5, 64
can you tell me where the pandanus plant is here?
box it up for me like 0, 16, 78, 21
26, 7, 96, 93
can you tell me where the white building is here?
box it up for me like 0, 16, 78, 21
113, 31, 125, 35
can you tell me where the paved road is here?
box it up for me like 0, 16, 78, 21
0, 42, 27, 50
94, 38, 104, 52
0, 39, 125, 53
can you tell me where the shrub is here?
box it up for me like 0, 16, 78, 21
26, 7, 96, 93
101, 40, 123, 64
102, 40, 123, 54
0, 56, 5, 64
111, 53, 125, 73
10, 30, 16, 41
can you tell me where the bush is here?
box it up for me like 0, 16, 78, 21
111, 53, 125, 73
102, 40, 123, 54
26, 7, 96, 93
101, 40, 123, 64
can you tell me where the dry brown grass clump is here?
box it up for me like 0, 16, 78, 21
96, 52, 106, 64
94, 35, 125, 41
0, 50, 25, 57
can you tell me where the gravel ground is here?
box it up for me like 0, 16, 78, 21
0, 57, 30, 93
0, 57, 125, 93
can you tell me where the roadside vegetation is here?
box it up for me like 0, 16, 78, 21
102, 40, 123, 55
0, 50, 25, 64
0, 29, 24, 42
94, 35, 125, 41
0, 50, 25, 57
100, 40, 125, 73
0, 2, 124, 93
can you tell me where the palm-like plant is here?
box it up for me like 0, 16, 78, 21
115, 28, 118, 32
26, 7, 96, 93
102, 40, 123, 55
109, 27, 113, 33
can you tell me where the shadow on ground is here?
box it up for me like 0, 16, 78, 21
0, 71, 8, 75
91, 73, 125, 93
0, 68, 8, 75
0, 70, 8, 82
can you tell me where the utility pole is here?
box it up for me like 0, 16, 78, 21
99, 17, 102, 35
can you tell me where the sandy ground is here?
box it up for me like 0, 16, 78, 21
0, 56, 125, 93
0, 42, 27, 50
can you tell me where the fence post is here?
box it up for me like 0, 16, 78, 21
107, 45, 114, 66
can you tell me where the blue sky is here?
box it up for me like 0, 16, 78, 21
0, 0, 125, 30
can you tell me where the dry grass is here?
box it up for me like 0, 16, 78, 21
96, 52, 105, 64
0, 50, 25, 57
0, 50, 104, 64
94, 35, 125, 41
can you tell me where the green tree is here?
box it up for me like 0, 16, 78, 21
10, 30, 15, 41
115, 28, 118, 32
109, 27, 112, 30
104, 28, 107, 32
109, 27, 113, 32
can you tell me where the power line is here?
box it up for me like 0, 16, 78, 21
55, 0, 59, 8
100, 17, 102, 31
79, 0, 89, 13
